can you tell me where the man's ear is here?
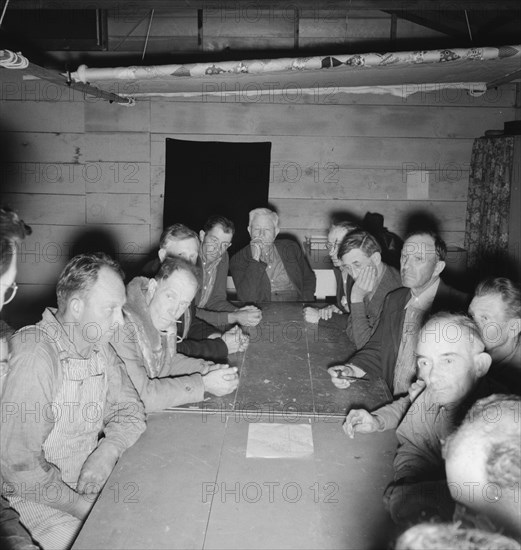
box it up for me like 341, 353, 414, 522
274, 226, 280, 238
247, 226, 252, 238
146, 279, 158, 303
69, 296, 84, 321
199, 230, 205, 242
507, 317, 521, 338
370, 251, 382, 267
475, 351, 492, 377
433, 260, 446, 278
158, 248, 166, 262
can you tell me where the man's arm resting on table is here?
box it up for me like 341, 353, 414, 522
177, 336, 228, 362
343, 396, 411, 437
195, 308, 230, 330
341, 292, 396, 379
371, 395, 412, 431
113, 337, 207, 411
117, 349, 205, 412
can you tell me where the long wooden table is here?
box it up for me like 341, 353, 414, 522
73, 303, 397, 550
188, 302, 392, 416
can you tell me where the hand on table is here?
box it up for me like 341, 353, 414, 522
200, 361, 224, 375
222, 326, 249, 354
327, 364, 366, 389
303, 305, 341, 324
343, 409, 380, 438
350, 266, 377, 303
303, 307, 321, 324
232, 306, 262, 327
203, 365, 239, 396
319, 304, 342, 320
77, 443, 120, 494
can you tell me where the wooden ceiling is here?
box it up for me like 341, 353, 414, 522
1, 0, 521, 70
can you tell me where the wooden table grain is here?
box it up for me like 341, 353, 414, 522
194, 302, 392, 417
73, 303, 397, 550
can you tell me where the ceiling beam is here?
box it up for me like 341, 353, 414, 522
8, 1, 521, 11
384, 10, 467, 40
3, 55, 133, 104
487, 68, 521, 89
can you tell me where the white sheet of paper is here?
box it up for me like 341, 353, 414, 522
246, 423, 314, 459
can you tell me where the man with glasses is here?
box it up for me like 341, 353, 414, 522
0, 206, 39, 550
197, 215, 262, 329
230, 207, 316, 302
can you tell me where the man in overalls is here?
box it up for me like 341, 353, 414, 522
1, 253, 146, 550
0, 205, 38, 550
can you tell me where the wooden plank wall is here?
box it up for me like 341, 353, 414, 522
0, 67, 517, 326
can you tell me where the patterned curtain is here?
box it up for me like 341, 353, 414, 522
464, 136, 514, 270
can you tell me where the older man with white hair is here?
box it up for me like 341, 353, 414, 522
230, 207, 316, 302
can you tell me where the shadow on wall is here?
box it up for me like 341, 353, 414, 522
330, 209, 403, 270
70, 226, 144, 281
0, 226, 139, 330
402, 210, 442, 236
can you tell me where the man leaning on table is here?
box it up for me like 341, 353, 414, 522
354, 313, 491, 524
113, 256, 239, 412
144, 223, 248, 361
197, 215, 262, 329
328, 229, 469, 398
336, 229, 401, 350
303, 220, 358, 327
0, 206, 39, 550
230, 207, 316, 302
1, 253, 146, 550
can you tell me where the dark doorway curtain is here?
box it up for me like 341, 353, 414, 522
464, 136, 515, 279
163, 138, 272, 256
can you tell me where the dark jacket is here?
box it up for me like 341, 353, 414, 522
230, 238, 316, 302
349, 279, 470, 394
177, 302, 228, 362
